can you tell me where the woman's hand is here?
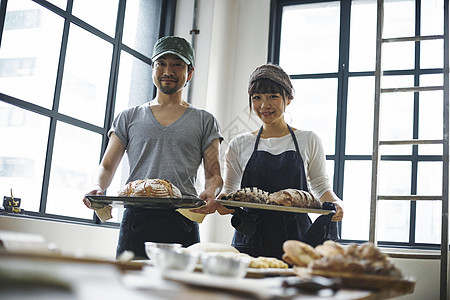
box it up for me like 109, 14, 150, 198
215, 193, 235, 215
319, 190, 344, 222
330, 199, 344, 222
189, 189, 220, 214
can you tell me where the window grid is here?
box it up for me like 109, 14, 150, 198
269, 0, 444, 249
0, 0, 175, 225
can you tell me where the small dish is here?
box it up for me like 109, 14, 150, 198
145, 242, 182, 261
201, 254, 251, 278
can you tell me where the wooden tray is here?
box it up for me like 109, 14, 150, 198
293, 267, 415, 294
217, 199, 335, 215
86, 195, 206, 209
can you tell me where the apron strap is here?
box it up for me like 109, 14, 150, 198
254, 125, 300, 154
287, 124, 300, 154
254, 126, 264, 152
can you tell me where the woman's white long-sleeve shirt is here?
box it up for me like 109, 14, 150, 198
222, 129, 332, 200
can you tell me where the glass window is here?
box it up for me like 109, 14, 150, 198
115, 50, 154, 118
279, 2, 340, 75
287, 79, 338, 155
122, 0, 160, 59
0, 103, 49, 212
0, 0, 64, 109
416, 162, 442, 244
341, 161, 372, 241
346, 76, 374, 155
72, 0, 119, 37
273, 0, 446, 249
349, 0, 377, 72
46, 122, 102, 219
59, 25, 112, 127
377, 161, 412, 242
421, 0, 443, 36
0, 0, 169, 224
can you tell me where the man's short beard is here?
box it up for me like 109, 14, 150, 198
159, 85, 178, 95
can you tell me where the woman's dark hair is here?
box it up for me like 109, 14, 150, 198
248, 78, 288, 114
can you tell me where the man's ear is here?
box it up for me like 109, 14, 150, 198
187, 66, 194, 82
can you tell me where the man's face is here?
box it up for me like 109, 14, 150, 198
152, 54, 193, 95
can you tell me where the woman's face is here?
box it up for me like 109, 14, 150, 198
251, 93, 289, 125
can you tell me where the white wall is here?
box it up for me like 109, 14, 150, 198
0, 1, 444, 299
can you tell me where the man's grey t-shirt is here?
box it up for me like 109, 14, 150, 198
109, 103, 223, 196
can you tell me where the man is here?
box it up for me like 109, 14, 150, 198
83, 36, 223, 259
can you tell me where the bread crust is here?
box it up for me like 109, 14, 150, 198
118, 179, 182, 198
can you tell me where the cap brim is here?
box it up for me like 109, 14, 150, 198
152, 50, 191, 65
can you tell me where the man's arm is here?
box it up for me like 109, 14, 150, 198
83, 133, 125, 209
191, 138, 223, 214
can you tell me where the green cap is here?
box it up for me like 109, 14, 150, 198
152, 36, 195, 66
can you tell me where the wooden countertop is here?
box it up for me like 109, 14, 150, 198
0, 251, 412, 300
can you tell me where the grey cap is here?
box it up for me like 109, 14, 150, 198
152, 36, 195, 66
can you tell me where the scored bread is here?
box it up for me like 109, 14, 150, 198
118, 179, 182, 198
267, 189, 321, 208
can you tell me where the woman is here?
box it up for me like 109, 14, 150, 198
218, 64, 344, 260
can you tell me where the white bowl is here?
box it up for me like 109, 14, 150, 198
145, 242, 182, 261
149, 247, 198, 272
201, 254, 250, 278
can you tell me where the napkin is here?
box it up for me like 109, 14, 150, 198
176, 208, 206, 223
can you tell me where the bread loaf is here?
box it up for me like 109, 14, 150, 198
267, 189, 321, 208
226, 187, 269, 203
118, 179, 182, 198
282, 240, 403, 278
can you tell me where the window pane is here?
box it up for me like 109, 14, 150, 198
122, 0, 160, 58
72, 0, 119, 37
46, 122, 102, 219
419, 75, 443, 155
0, 0, 64, 108
416, 162, 442, 244
287, 79, 338, 155
280, 2, 340, 75
115, 51, 154, 118
379, 76, 414, 155
384, 0, 415, 38
377, 161, 411, 242
0, 103, 49, 212
47, 0, 67, 10
421, 40, 443, 69
421, 0, 443, 36
382, 41, 415, 71
342, 160, 372, 241
59, 25, 112, 127
346, 76, 374, 155
349, 0, 377, 72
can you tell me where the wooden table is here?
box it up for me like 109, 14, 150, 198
0, 252, 411, 300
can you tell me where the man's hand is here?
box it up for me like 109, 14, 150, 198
83, 188, 104, 209
189, 189, 219, 214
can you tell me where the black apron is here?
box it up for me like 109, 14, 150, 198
116, 208, 199, 259
231, 125, 335, 260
